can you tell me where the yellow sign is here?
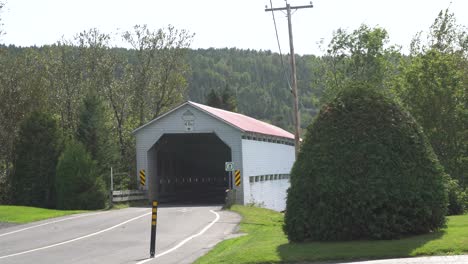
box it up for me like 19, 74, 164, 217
234, 170, 241, 186
140, 169, 146, 186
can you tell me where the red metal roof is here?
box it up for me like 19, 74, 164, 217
190, 101, 294, 140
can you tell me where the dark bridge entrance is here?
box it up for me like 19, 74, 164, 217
149, 133, 231, 204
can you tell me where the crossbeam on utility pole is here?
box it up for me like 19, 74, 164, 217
265, 1, 313, 158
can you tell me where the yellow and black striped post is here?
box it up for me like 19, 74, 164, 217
150, 200, 158, 258
140, 169, 146, 186
234, 170, 241, 186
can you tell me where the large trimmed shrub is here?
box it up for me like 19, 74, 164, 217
284, 86, 448, 242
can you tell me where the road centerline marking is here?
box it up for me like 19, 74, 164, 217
136, 209, 220, 264
0, 210, 152, 260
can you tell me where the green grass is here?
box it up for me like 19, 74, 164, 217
0, 205, 86, 223
195, 205, 468, 264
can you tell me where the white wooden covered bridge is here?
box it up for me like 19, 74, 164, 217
133, 101, 295, 211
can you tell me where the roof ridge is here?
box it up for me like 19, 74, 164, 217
189, 101, 294, 140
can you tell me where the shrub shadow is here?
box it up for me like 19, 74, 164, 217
276, 230, 445, 263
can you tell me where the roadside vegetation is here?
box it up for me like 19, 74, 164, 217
285, 86, 448, 242
195, 205, 468, 264
197, 11, 467, 262
0, 22, 194, 210
0, 1, 465, 219
0, 205, 85, 224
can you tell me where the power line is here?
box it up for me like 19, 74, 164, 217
268, 0, 292, 92
265, 1, 314, 158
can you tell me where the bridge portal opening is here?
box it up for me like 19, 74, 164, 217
149, 133, 231, 204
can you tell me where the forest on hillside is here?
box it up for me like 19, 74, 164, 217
187, 48, 323, 130
0, 4, 466, 211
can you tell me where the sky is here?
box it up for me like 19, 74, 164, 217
1, 0, 467, 55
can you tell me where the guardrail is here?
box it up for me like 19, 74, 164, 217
112, 190, 147, 202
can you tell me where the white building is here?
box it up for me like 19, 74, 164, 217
133, 101, 295, 211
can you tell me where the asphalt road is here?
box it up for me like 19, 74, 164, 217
0, 205, 241, 264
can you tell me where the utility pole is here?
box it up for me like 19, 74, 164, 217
265, 1, 313, 158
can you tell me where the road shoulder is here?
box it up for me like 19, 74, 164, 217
0, 222, 18, 230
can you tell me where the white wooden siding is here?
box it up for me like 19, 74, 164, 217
248, 179, 290, 211
241, 139, 295, 211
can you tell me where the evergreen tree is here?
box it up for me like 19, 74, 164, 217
205, 87, 237, 112
55, 140, 106, 210
12, 111, 60, 208
76, 92, 112, 176
220, 86, 237, 112
206, 89, 222, 109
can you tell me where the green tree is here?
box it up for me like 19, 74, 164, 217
0, 46, 50, 203
55, 140, 106, 210
123, 25, 194, 126
75, 28, 112, 95
104, 63, 134, 165
395, 9, 467, 187
446, 177, 468, 215
45, 42, 83, 135
322, 25, 400, 103
284, 86, 447, 242
205, 86, 237, 111
12, 111, 61, 208
73, 29, 126, 170
76, 92, 115, 176
220, 86, 237, 112
206, 89, 222, 108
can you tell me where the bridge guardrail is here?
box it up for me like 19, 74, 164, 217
112, 190, 147, 202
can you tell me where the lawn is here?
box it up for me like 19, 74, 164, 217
195, 205, 468, 264
0, 205, 86, 223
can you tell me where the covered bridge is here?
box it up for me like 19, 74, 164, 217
133, 101, 295, 211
